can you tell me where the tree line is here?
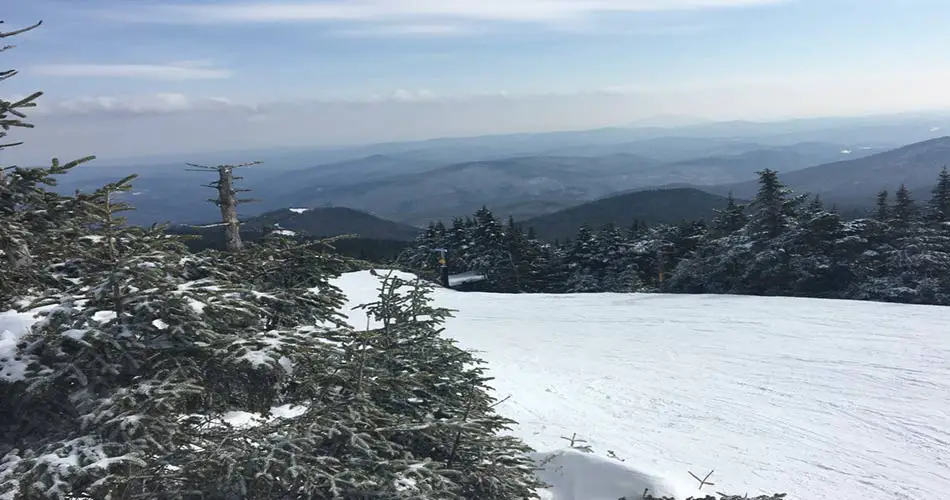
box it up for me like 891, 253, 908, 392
402, 168, 950, 306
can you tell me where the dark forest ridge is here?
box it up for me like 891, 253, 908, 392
522, 188, 733, 241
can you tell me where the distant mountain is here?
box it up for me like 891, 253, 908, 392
173, 206, 421, 244
277, 142, 867, 225
623, 143, 877, 185
259, 154, 440, 190
241, 207, 422, 241
523, 188, 732, 241
706, 136, 950, 209
284, 154, 663, 226
53, 114, 950, 227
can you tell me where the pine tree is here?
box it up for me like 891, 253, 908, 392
350, 271, 544, 498
711, 192, 748, 236
875, 189, 889, 221
745, 169, 802, 241
927, 167, 950, 223
892, 184, 918, 228
0, 19, 95, 305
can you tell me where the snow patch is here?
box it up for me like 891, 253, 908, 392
530, 449, 699, 500
274, 229, 296, 236
840, 149, 852, 154
92, 310, 117, 323
221, 404, 309, 429
0, 310, 37, 382
288, 208, 309, 214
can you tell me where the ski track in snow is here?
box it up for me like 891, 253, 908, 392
336, 271, 950, 500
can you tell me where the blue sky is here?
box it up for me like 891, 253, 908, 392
5, 0, 950, 162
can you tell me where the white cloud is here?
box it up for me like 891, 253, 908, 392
29, 62, 233, 80
102, 0, 790, 25
334, 23, 469, 37
22, 93, 255, 116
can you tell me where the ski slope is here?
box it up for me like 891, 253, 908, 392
336, 270, 950, 500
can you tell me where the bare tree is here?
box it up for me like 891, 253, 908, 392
186, 161, 261, 252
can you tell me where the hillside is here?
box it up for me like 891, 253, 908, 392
243, 206, 421, 240
337, 270, 950, 500
643, 144, 877, 185
257, 154, 440, 190
179, 206, 421, 241
707, 136, 950, 206
283, 154, 663, 225
523, 187, 731, 240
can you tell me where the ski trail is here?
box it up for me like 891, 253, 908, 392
336, 271, 950, 500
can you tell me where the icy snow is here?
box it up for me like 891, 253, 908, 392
334, 270, 950, 500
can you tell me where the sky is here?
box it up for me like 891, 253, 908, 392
4, 0, 950, 163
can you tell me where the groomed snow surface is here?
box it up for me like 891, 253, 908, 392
336, 270, 950, 500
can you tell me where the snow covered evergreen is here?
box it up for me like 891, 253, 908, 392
405, 169, 950, 305
0, 24, 543, 498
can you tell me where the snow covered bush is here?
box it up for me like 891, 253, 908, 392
0, 173, 543, 500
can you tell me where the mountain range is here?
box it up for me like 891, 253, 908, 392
175, 206, 421, 242
704, 136, 950, 209
50, 113, 950, 229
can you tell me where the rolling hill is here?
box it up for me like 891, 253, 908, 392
172, 206, 421, 242
241, 207, 422, 241
706, 136, 950, 208
522, 187, 732, 240
277, 143, 854, 226
283, 154, 663, 226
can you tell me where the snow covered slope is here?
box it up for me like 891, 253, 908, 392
335, 270, 950, 500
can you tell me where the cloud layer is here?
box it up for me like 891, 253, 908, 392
102, 0, 788, 25
29, 62, 233, 81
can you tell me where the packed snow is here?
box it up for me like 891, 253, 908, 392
335, 270, 950, 500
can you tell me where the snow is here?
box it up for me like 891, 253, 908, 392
448, 271, 486, 287
221, 404, 309, 429
0, 310, 37, 382
274, 229, 296, 236
840, 149, 852, 154
334, 270, 950, 500
531, 449, 686, 499
288, 208, 309, 214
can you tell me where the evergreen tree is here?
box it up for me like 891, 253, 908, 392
745, 169, 802, 241
711, 192, 747, 236
875, 189, 889, 221
0, 19, 94, 306
892, 184, 918, 228
927, 167, 950, 223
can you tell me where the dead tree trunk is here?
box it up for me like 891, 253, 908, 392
217, 166, 243, 252
186, 161, 261, 253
